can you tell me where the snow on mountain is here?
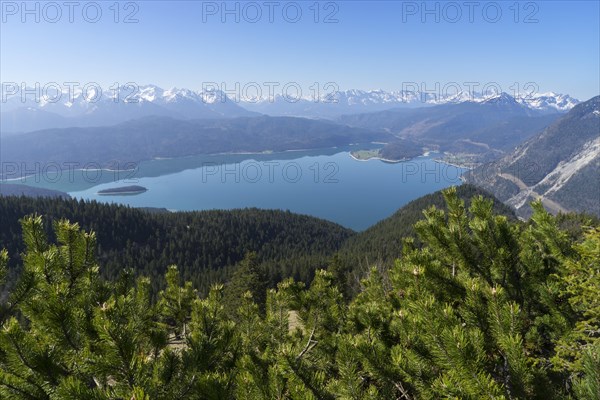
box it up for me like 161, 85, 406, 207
516, 92, 580, 113
0, 84, 583, 132
2, 84, 580, 116
1, 84, 235, 110
239, 88, 580, 118
480, 92, 523, 106
136, 85, 164, 102
1, 84, 258, 133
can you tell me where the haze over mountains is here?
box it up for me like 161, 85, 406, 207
241, 89, 579, 118
340, 93, 564, 161
0, 116, 391, 169
1, 91, 576, 170
1, 85, 257, 133
1, 85, 579, 133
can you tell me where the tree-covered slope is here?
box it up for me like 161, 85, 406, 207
0, 185, 517, 298
2, 184, 592, 303
0, 115, 392, 169
0, 189, 597, 399
0, 183, 70, 199
0, 196, 354, 295
337, 184, 516, 269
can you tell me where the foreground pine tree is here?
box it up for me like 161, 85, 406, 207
0, 189, 597, 399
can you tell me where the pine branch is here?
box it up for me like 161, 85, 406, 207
296, 327, 317, 361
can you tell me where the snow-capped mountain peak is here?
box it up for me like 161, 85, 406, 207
481, 92, 521, 106
137, 85, 164, 102
516, 92, 580, 112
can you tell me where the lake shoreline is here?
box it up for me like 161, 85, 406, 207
4, 148, 467, 231
348, 152, 406, 163
2, 144, 389, 182
433, 158, 476, 170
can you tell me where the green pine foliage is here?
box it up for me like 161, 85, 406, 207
223, 252, 268, 317
336, 184, 517, 292
0, 188, 598, 399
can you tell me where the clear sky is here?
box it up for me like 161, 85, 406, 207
1, 0, 599, 100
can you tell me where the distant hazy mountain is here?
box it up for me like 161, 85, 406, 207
338, 93, 562, 160
240, 89, 579, 118
1, 86, 578, 133
1, 85, 257, 133
465, 95, 600, 217
0, 183, 70, 199
0, 115, 392, 170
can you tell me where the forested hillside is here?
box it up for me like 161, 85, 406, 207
336, 185, 516, 288
0, 188, 598, 399
0, 185, 504, 296
0, 184, 70, 199
0, 196, 353, 296
0, 115, 391, 168
2, 186, 596, 301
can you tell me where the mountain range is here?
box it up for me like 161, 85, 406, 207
0, 85, 257, 133
241, 89, 579, 118
2, 92, 570, 171
339, 93, 563, 161
464, 95, 600, 218
1, 85, 579, 133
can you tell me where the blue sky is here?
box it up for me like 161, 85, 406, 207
1, 0, 599, 100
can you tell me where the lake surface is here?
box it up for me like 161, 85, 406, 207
7, 146, 465, 231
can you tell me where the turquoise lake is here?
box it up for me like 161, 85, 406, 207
7, 146, 465, 231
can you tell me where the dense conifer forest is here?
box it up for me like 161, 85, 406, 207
0, 185, 522, 298
0, 196, 353, 296
0, 187, 598, 399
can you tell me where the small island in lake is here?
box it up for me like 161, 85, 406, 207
97, 185, 148, 196
350, 139, 424, 163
